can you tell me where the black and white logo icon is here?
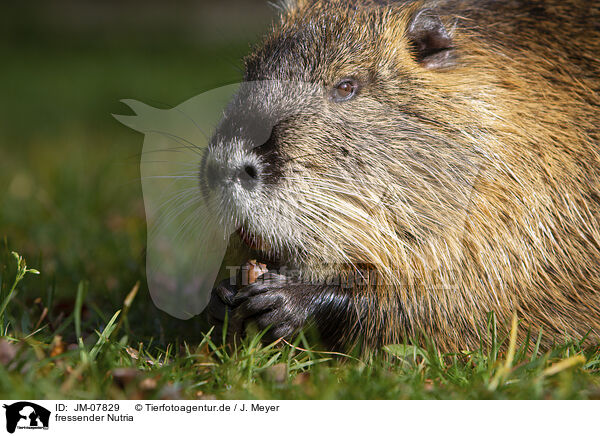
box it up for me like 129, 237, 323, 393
3, 402, 50, 433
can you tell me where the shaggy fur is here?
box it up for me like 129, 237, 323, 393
204, 0, 600, 352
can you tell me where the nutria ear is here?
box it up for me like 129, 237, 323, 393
407, 9, 456, 69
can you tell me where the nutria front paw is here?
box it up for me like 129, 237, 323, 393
206, 279, 238, 342
231, 273, 311, 343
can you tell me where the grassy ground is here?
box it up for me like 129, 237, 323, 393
1, 249, 599, 400
1, 2, 599, 400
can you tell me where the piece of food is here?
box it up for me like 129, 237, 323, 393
243, 260, 268, 285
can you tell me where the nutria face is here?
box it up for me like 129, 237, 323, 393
201, 2, 483, 276
198, 0, 600, 351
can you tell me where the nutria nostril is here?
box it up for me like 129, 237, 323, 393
244, 165, 258, 180
235, 164, 259, 190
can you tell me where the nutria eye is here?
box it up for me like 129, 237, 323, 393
332, 79, 358, 102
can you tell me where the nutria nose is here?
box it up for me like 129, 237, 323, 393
202, 149, 260, 193
235, 164, 259, 190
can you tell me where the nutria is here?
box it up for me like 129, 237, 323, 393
203, 0, 600, 352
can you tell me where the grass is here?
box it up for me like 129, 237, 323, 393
1, 249, 599, 400
1, 4, 599, 400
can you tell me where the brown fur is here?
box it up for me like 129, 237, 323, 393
207, 0, 600, 352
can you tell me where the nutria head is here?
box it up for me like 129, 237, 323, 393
200, 0, 489, 282
197, 0, 600, 351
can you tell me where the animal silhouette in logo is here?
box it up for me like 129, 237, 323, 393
3, 402, 50, 433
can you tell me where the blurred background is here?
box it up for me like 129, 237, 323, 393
0, 0, 275, 342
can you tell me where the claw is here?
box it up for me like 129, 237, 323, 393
206, 279, 237, 323
207, 273, 309, 345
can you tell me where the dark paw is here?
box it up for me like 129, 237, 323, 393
231, 273, 310, 343
208, 273, 310, 344
206, 279, 238, 343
